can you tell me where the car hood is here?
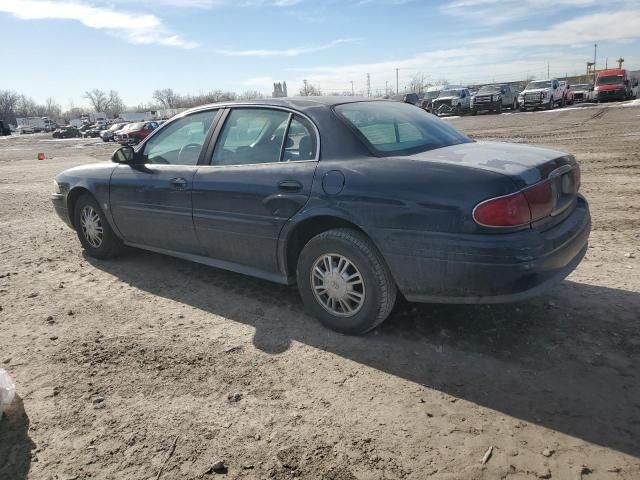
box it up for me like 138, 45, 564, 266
434, 96, 459, 101
595, 84, 624, 91
401, 141, 573, 187
521, 88, 551, 95
57, 162, 117, 182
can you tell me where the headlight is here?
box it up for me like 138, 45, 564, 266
495, 95, 501, 101
52, 180, 61, 194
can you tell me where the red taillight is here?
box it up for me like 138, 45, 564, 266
523, 181, 554, 221
473, 191, 531, 227
473, 179, 556, 228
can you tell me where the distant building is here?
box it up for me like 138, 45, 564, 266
272, 81, 288, 98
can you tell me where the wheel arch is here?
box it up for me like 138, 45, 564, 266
279, 211, 385, 281
66, 186, 93, 228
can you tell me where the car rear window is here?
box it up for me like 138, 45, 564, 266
335, 101, 471, 155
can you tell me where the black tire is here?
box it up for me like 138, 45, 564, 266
495, 102, 502, 114
471, 108, 477, 116
455, 104, 462, 116
560, 96, 565, 108
73, 193, 123, 259
512, 99, 517, 110
519, 106, 526, 112
296, 228, 397, 335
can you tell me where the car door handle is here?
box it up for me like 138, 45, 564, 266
170, 177, 188, 188
278, 180, 303, 192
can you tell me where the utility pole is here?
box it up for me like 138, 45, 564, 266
547, 61, 550, 79
350, 80, 354, 96
366, 73, 371, 98
605, 57, 608, 69
385, 80, 388, 96
396, 68, 399, 95
593, 43, 598, 84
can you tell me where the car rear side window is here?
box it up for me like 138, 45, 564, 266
283, 116, 317, 161
212, 108, 290, 166
335, 101, 471, 155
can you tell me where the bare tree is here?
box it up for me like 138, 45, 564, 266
106, 90, 124, 117
408, 74, 428, 95
0, 90, 19, 123
299, 80, 321, 96
84, 89, 110, 112
238, 90, 264, 101
152, 88, 178, 108
44, 97, 61, 119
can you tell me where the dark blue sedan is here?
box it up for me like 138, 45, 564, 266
52, 98, 590, 334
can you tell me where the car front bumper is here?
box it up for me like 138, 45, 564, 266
51, 193, 73, 228
376, 196, 591, 304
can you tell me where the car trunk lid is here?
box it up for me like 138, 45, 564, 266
403, 141, 580, 230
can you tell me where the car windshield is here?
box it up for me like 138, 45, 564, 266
108, 124, 122, 131
128, 123, 143, 130
597, 75, 624, 85
335, 101, 471, 155
573, 84, 591, 90
526, 81, 552, 89
425, 90, 441, 99
438, 89, 461, 97
478, 85, 501, 94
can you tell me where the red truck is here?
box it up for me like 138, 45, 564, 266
594, 69, 637, 102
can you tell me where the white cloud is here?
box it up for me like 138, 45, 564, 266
472, 9, 640, 47
0, 0, 198, 48
217, 38, 357, 57
440, 0, 602, 25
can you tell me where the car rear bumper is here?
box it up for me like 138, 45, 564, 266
376, 196, 591, 304
51, 193, 73, 228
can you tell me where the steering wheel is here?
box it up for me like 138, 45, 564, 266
177, 143, 202, 164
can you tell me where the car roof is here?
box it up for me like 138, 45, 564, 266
182, 96, 383, 115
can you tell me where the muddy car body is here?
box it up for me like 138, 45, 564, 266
52, 126, 81, 139
51, 98, 590, 334
432, 88, 471, 116
572, 84, 594, 103
518, 79, 564, 111
471, 84, 518, 115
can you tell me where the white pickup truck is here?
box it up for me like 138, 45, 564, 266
518, 79, 565, 111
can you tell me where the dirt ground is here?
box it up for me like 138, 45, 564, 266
1, 103, 639, 480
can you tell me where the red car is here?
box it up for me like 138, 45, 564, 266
117, 121, 159, 145
594, 69, 635, 102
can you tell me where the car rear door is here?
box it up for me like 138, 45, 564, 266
192, 107, 319, 275
109, 109, 220, 254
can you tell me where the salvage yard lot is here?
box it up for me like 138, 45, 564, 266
1, 105, 639, 479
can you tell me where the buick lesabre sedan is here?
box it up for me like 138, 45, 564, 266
52, 98, 590, 334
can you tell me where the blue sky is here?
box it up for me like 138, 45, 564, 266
1, 0, 639, 107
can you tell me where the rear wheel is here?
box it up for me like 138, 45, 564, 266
73, 193, 123, 259
296, 228, 396, 335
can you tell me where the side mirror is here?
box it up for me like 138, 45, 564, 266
112, 146, 134, 164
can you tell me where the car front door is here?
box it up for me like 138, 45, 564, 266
109, 109, 220, 254
192, 107, 318, 276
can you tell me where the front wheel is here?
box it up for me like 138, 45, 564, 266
495, 102, 502, 114
73, 193, 123, 259
296, 228, 397, 335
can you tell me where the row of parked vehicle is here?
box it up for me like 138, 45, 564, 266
403, 68, 639, 117
51, 120, 162, 145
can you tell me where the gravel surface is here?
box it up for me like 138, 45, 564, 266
1, 104, 639, 479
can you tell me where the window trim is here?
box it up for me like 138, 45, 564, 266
135, 109, 223, 166
201, 105, 321, 169
331, 101, 472, 158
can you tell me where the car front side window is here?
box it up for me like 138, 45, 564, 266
212, 108, 290, 166
142, 110, 217, 165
